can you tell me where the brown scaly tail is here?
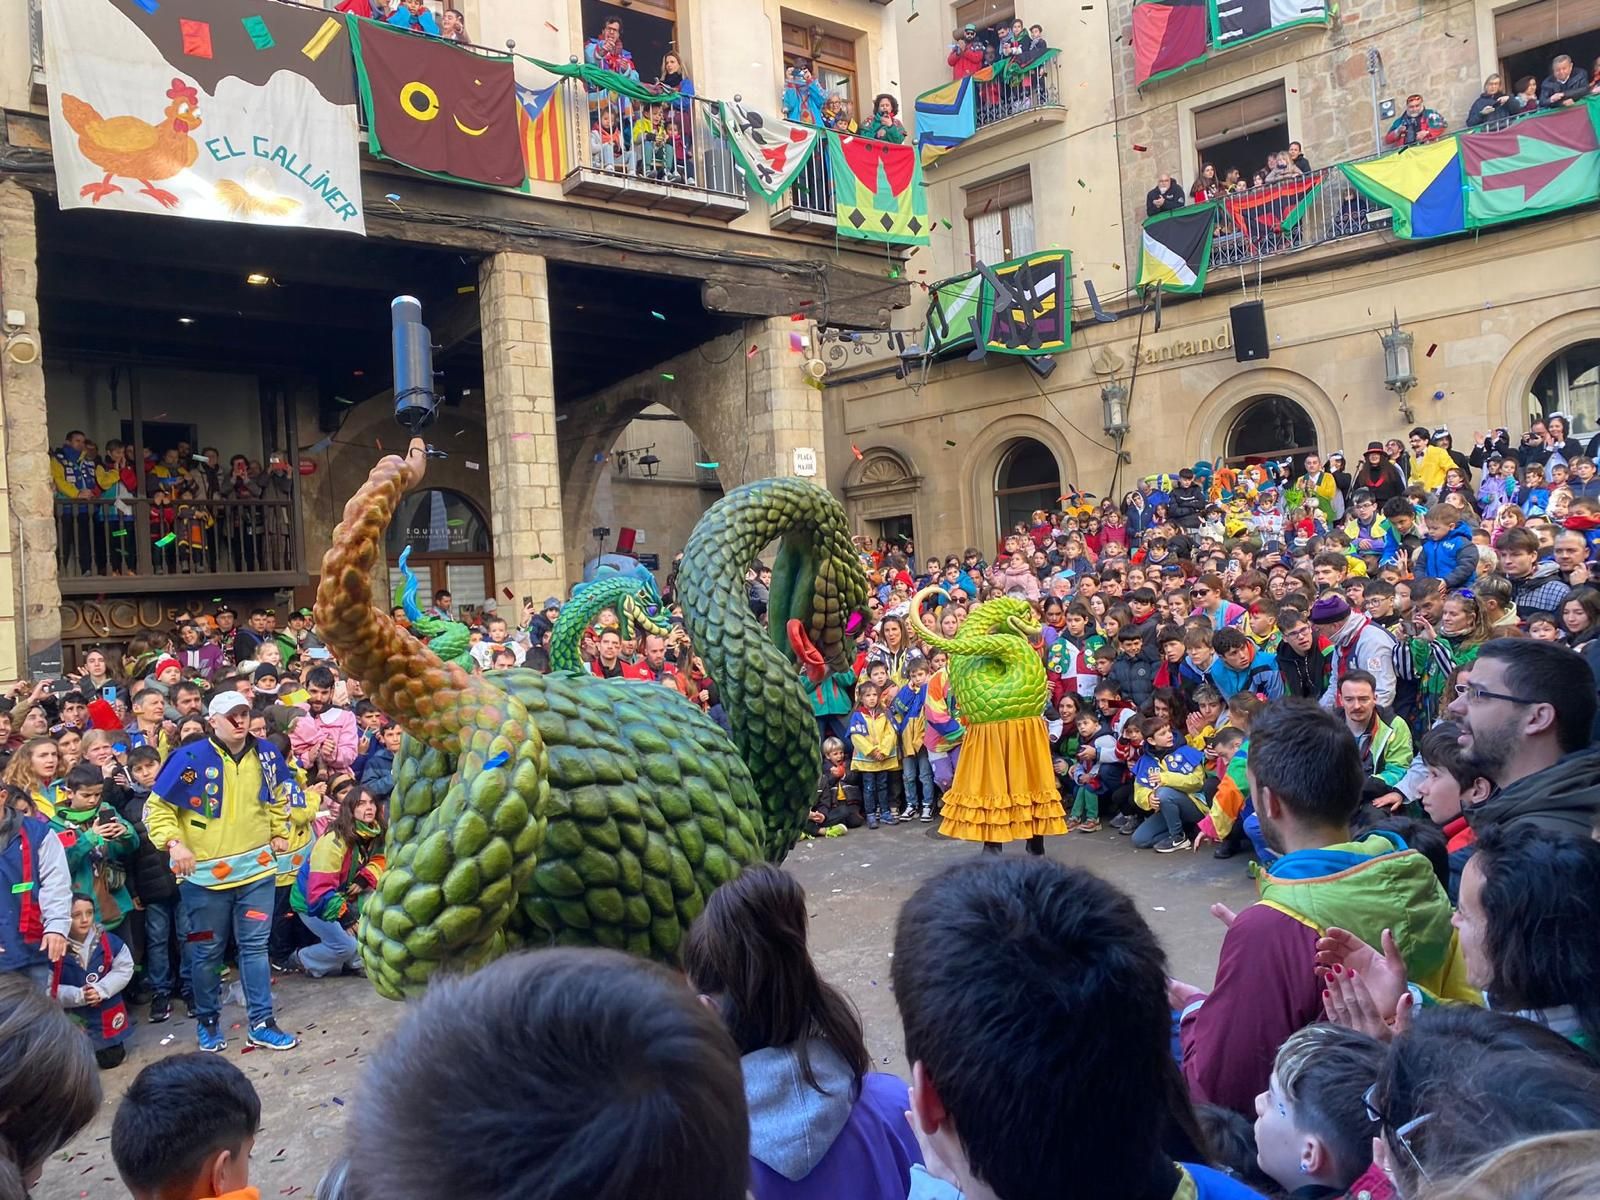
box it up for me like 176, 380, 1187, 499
314, 440, 550, 999
314, 442, 491, 755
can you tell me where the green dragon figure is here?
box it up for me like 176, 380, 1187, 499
391, 547, 475, 671
905, 587, 1065, 848
547, 566, 671, 675
314, 440, 866, 998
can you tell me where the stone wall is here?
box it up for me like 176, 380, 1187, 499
0, 181, 59, 680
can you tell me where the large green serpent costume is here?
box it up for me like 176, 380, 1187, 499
906, 587, 1064, 845
547, 567, 669, 675
906, 590, 1047, 720
314, 443, 866, 998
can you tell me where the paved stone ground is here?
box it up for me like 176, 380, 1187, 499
37, 825, 1256, 1200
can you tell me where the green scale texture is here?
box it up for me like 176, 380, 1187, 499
908, 591, 1046, 723
547, 571, 669, 674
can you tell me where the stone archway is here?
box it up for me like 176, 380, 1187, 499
1187, 368, 1342, 467
959, 414, 1078, 555
1490, 308, 1600, 435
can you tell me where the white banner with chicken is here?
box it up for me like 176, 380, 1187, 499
43, 0, 365, 234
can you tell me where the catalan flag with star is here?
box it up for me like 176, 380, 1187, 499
1138, 201, 1215, 294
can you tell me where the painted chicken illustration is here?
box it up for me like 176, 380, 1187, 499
60, 78, 203, 209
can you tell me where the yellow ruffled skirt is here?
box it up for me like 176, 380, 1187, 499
939, 716, 1067, 843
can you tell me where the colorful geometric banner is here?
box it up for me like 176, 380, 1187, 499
925, 271, 986, 354
350, 17, 524, 188
913, 50, 1060, 164
1133, 0, 1209, 87
987, 251, 1070, 355
923, 250, 1071, 358
828, 131, 929, 244
42, 0, 364, 233
913, 76, 977, 168
1223, 174, 1322, 244
1340, 136, 1465, 239
1461, 101, 1600, 229
1139, 203, 1215, 293
1210, 0, 1327, 50
516, 82, 569, 183
718, 100, 820, 201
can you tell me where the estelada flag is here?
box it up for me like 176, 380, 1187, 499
517, 82, 569, 183
350, 18, 524, 187
1139, 203, 1214, 294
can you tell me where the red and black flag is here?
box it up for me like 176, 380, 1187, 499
1132, 0, 1208, 87
1222, 174, 1322, 245
350, 18, 525, 187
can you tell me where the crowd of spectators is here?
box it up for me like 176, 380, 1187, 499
8, 400, 1600, 1196
51, 429, 294, 578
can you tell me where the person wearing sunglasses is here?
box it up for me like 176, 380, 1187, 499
143, 691, 305, 1055
1445, 639, 1600, 839
1189, 574, 1244, 630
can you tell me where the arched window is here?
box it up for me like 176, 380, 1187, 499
1526, 341, 1600, 438
1225, 395, 1318, 474
384, 489, 494, 616
994, 439, 1061, 542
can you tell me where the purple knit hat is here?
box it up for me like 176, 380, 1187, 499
1309, 594, 1351, 624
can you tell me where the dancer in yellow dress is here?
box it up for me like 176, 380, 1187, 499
907, 587, 1066, 853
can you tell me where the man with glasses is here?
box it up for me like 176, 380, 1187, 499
145, 691, 305, 1054
1447, 640, 1600, 838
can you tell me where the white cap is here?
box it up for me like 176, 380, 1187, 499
207, 691, 251, 718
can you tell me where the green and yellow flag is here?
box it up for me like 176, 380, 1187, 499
828, 131, 929, 244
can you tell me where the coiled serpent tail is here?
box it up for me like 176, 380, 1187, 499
907, 587, 1048, 723
315, 444, 549, 999
677, 478, 868, 860
547, 571, 668, 674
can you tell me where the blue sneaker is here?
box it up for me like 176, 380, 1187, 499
882, 812, 897, 825
867, 814, 879, 829
196, 1019, 226, 1053
247, 1020, 299, 1051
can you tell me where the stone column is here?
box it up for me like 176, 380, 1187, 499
479, 250, 567, 604
745, 316, 827, 485
0, 182, 59, 681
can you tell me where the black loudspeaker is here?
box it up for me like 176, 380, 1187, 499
1230, 300, 1269, 362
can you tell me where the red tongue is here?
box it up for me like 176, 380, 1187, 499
787, 619, 828, 684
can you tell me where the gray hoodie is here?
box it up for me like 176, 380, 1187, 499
742, 1040, 857, 1181
1467, 746, 1600, 838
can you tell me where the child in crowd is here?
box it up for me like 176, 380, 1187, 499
1415, 721, 1487, 902
1526, 611, 1562, 641
891, 656, 935, 822
1252, 1024, 1386, 1198
591, 107, 624, 170
0, 786, 72, 989
811, 736, 863, 835
1067, 710, 1119, 833
111, 745, 191, 1022
49, 762, 137, 932
53, 892, 134, 1069
112, 1053, 262, 1200
848, 682, 898, 828
359, 720, 403, 806
1128, 717, 1207, 852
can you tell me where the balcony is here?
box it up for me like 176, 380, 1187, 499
1197, 167, 1389, 271
558, 84, 749, 222
973, 55, 1064, 134
54, 496, 305, 595
770, 147, 837, 233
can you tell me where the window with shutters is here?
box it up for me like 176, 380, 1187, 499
1189, 82, 1288, 184
782, 19, 860, 122
1495, 0, 1600, 102
965, 172, 1035, 265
